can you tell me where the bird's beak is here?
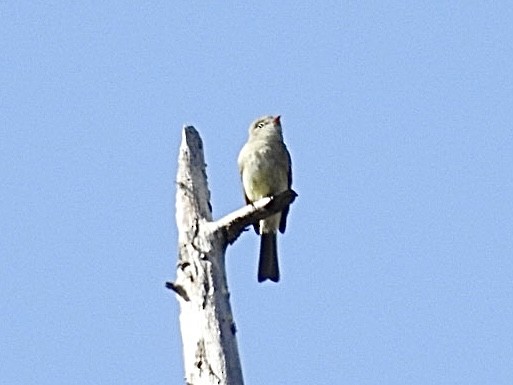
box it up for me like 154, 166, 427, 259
273, 115, 281, 125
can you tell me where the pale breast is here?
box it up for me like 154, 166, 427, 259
239, 141, 289, 201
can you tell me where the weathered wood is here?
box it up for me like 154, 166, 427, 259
216, 189, 297, 244
170, 126, 242, 385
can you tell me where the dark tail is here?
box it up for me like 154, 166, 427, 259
258, 233, 279, 282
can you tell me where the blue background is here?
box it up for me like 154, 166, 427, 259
1, 2, 512, 384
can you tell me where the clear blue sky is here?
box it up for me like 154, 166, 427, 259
1, 2, 512, 384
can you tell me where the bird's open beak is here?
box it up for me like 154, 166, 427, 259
273, 115, 281, 125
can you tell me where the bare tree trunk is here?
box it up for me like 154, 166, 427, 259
166, 126, 296, 385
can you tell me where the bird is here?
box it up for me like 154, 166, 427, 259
237, 115, 292, 282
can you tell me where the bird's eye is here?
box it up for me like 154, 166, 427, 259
256, 122, 265, 129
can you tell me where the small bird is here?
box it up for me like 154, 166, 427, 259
238, 115, 292, 282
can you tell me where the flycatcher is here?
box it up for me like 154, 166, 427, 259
238, 115, 292, 282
